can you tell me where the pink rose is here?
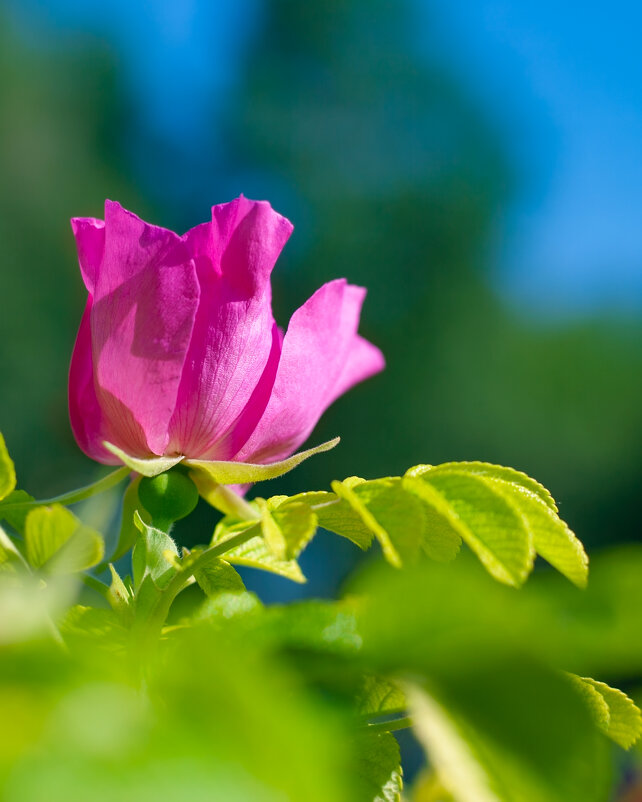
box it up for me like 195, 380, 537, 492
69, 197, 384, 474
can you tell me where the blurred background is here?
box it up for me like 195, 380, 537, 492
0, 0, 641, 600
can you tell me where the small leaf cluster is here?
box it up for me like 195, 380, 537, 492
1, 430, 642, 802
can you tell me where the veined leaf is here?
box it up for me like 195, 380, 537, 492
568, 675, 642, 749
332, 478, 427, 568
357, 675, 406, 718
404, 472, 533, 587
406, 462, 587, 587
0, 433, 16, 502
24, 505, 104, 574
131, 512, 179, 591
195, 559, 245, 598
258, 497, 318, 561
0, 489, 34, 534
354, 732, 403, 802
186, 437, 340, 485
213, 518, 306, 583
287, 489, 374, 550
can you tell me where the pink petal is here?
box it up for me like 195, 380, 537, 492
167, 197, 293, 460
68, 296, 120, 464
70, 218, 105, 294
235, 279, 384, 463
91, 201, 200, 456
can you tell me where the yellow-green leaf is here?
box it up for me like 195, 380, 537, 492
25, 505, 104, 574
569, 675, 642, 749
0, 433, 16, 502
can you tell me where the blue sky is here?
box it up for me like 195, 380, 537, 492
8, 0, 642, 316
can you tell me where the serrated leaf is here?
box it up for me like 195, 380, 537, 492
0, 433, 16, 502
185, 437, 340, 485
195, 559, 245, 597
331, 478, 427, 568
287, 490, 374, 550
24, 505, 104, 574
213, 518, 306, 582
354, 732, 403, 802
410, 462, 557, 512
403, 473, 533, 586
357, 676, 407, 718
407, 462, 587, 587
569, 675, 642, 749
102, 442, 184, 477
132, 512, 179, 591
258, 498, 318, 560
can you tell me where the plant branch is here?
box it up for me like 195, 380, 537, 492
0, 466, 130, 511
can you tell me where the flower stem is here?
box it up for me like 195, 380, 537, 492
0, 466, 130, 511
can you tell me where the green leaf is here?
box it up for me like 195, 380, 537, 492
332, 478, 427, 568
131, 512, 179, 591
195, 559, 245, 598
0, 524, 27, 572
258, 497, 318, 561
212, 518, 306, 583
286, 489, 374, 550
0, 489, 34, 534
185, 437, 340, 485
354, 732, 403, 802
102, 441, 185, 477
403, 472, 534, 586
0, 433, 16, 502
406, 661, 609, 802
357, 676, 407, 718
568, 675, 642, 749
24, 505, 104, 574
407, 462, 587, 587
430, 463, 585, 586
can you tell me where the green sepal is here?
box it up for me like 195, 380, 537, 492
24, 505, 104, 574
186, 436, 339, 486
102, 441, 185, 477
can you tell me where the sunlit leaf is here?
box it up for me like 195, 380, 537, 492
24, 505, 104, 574
0, 489, 34, 534
0, 433, 16, 503
258, 497, 318, 561
195, 559, 245, 598
131, 512, 179, 591
569, 675, 642, 749
354, 732, 403, 802
357, 675, 406, 718
212, 518, 306, 583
